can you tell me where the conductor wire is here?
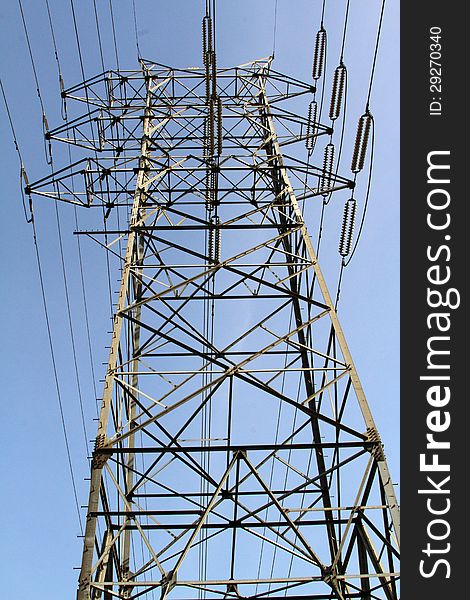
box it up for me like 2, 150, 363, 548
132, 0, 141, 59
366, 0, 386, 109
339, 0, 351, 62
0, 78, 31, 223
44, 0, 63, 84
18, 0, 45, 116
32, 216, 84, 534
93, 0, 106, 72
272, 0, 279, 58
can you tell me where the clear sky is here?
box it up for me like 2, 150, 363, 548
0, 1, 399, 597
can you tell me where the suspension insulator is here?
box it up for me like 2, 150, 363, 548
211, 51, 217, 98
312, 27, 327, 80
98, 110, 106, 150
202, 16, 213, 63
351, 111, 373, 173
205, 53, 211, 102
208, 99, 215, 155
59, 74, 67, 120
203, 117, 209, 159
329, 63, 347, 121
205, 169, 212, 211
106, 75, 115, 107
211, 168, 219, 206
217, 96, 223, 155
305, 100, 318, 150
212, 216, 221, 264
339, 198, 357, 257
208, 224, 215, 263
202, 19, 207, 60
320, 142, 335, 196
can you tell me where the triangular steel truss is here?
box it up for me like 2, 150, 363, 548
29, 58, 399, 600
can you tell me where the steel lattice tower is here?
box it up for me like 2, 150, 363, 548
28, 46, 400, 600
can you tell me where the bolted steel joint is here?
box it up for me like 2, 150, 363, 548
365, 426, 385, 461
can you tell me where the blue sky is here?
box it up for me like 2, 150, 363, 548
0, 1, 399, 597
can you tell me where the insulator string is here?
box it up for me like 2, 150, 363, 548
320, 142, 335, 195
351, 111, 373, 174
312, 27, 327, 81
344, 116, 375, 267
329, 62, 346, 121
305, 99, 318, 151
339, 198, 357, 257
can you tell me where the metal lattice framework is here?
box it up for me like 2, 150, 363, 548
28, 57, 400, 600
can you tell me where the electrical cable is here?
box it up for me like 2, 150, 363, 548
32, 216, 84, 534
69, 0, 88, 83
272, 0, 279, 58
320, 0, 326, 26
44, 0, 64, 88
0, 78, 31, 223
132, 0, 141, 59
109, 0, 121, 71
51, 172, 91, 457
17, 0, 46, 116
93, 0, 106, 72
339, 0, 351, 62
366, 0, 386, 110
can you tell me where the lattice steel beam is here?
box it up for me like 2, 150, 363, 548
28, 56, 399, 600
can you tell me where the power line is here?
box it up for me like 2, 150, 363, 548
366, 0, 387, 109
132, 0, 141, 59
32, 216, 84, 534
108, 0, 121, 70
44, 0, 64, 85
93, 0, 106, 72
272, 0, 279, 58
69, 0, 88, 83
17, 0, 46, 116
0, 78, 31, 223
339, 0, 351, 62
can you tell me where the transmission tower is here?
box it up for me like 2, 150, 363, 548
27, 17, 399, 600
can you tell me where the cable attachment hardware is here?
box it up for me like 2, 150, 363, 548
97, 110, 106, 151
42, 113, 53, 165
365, 426, 385, 461
59, 74, 68, 120
339, 197, 357, 257
351, 111, 373, 173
